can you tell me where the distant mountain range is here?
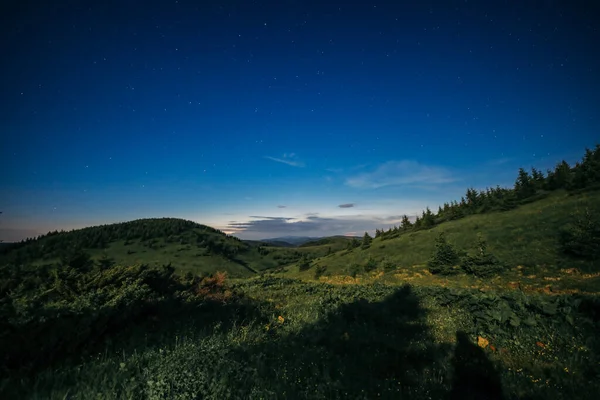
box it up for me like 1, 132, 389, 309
260, 235, 360, 247
260, 236, 321, 246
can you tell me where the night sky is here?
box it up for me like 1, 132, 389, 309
1, 0, 599, 241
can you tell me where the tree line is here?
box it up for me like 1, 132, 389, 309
373, 144, 600, 240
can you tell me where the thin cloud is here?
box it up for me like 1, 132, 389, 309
264, 153, 305, 167
487, 157, 512, 166
277, 205, 287, 208
247, 216, 295, 221
346, 160, 456, 189
227, 214, 399, 239
338, 203, 355, 208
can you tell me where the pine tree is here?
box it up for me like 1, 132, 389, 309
530, 167, 545, 190
465, 188, 479, 210
361, 232, 372, 249
422, 207, 436, 228
414, 215, 422, 229
400, 215, 412, 231
514, 167, 536, 199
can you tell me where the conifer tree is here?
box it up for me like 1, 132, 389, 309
361, 232, 372, 249
514, 167, 536, 199
530, 167, 545, 189
400, 215, 412, 231
422, 207, 435, 228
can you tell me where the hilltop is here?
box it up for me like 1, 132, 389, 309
0, 218, 353, 277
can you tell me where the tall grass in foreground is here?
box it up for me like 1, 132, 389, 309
4, 276, 599, 399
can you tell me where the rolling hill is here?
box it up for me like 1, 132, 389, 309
0, 218, 352, 277
284, 189, 600, 294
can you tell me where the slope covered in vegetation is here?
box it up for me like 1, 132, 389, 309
2, 272, 599, 399
296, 189, 600, 290
287, 145, 600, 292
0, 218, 333, 277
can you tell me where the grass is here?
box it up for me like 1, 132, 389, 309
4, 276, 599, 399
288, 190, 600, 284
14, 232, 351, 279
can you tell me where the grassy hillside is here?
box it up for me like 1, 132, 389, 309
285, 190, 600, 294
0, 218, 353, 278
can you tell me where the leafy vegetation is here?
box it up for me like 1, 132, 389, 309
559, 207, 600, 260
2, 275, 599, 399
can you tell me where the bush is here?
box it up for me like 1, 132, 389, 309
363, 257, 378, 273
461, 254, 502, 278
381, 258, 396, 273
314, 265, 327, 279
559, 208, 600, 260
460, 233, 503, 278
428, 233, 461, 275
0, 262, 207, 373
298, 255, 311, 272
348, 263, 362, 278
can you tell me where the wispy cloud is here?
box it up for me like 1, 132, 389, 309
345, 160, 456, 189
264, 153, 305, 167
227, 215, 380, 238
248, 216, 295, 221
277, 205, 287, 208
225, 212, 423, 239
326, 163, 370, 174
338, 203, 355, 208
487, 157, 512, 166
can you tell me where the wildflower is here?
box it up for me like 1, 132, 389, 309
278, 315, 285, 324
477, 336, 489, 349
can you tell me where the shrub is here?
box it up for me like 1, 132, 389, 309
0, 262, 202, 373
348, 263, 362, 278
428, 233, 461, 275
298, 255, 311, 272
363, 257, 378, 273
559, 208, 600, 260
460, 233, 503, 278
381, 258, 396, 273
314, 265, 327, 279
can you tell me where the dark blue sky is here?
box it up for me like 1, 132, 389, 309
1, 0, 599, 241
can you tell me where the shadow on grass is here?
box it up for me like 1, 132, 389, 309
4, 283, 509, 399
449, 331, 505, 400
225, 285, 506, 399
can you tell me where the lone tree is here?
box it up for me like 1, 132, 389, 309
361, 232, 372, 249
